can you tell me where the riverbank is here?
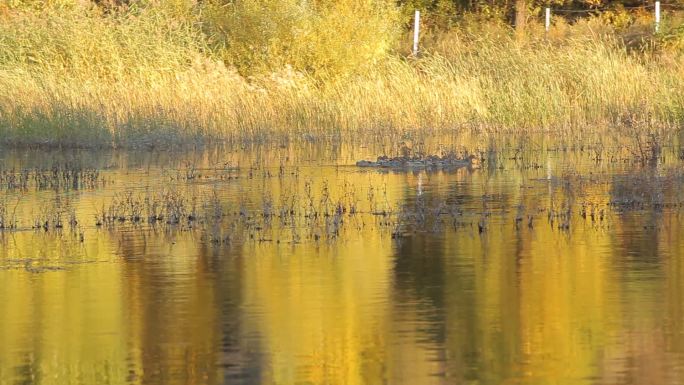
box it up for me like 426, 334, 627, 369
1, 4, 682, 148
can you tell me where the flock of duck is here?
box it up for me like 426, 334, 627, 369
356, 154, 479, 170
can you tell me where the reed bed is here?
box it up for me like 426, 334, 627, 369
5, 165, 684, 245
0, 4, 683, 147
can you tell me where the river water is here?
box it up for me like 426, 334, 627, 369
2, 138, 684, 385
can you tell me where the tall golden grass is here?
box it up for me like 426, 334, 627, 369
0, 2, 682, 147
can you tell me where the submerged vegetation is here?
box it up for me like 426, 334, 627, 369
0, 1, 683, 147
2, 140, 684, 247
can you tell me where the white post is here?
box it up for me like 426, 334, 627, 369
655, 1, 661, 32
545, 7, 551, 33
413, 10, 420, 56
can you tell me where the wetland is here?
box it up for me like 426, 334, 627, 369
3, 1, 684, 384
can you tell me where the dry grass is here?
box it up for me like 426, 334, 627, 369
0, 3, 683, 147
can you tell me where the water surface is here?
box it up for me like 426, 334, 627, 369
2, 139, 684, 385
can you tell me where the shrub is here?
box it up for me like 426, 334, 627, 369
201, 0, 400, 77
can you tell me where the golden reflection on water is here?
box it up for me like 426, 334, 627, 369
2, 141, 684, 385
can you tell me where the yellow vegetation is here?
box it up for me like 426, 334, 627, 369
0, 2, 682, 147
